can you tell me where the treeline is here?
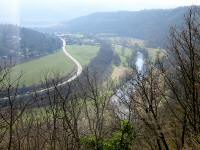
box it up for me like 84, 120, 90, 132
88, 40, 115, 81
0, 24, 62, 57
0, 8, 200, 150
20, 27, 62, 54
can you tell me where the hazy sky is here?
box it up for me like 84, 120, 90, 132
0, 0, 199, 26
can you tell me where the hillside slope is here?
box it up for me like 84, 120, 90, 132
49, 7, 189, 47
0, 24, 62, 57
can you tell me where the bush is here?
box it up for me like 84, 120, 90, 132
81, 120, 135, 150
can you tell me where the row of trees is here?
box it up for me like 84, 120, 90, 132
0, 7, 199, 150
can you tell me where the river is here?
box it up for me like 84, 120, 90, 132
111, 52, 144, 118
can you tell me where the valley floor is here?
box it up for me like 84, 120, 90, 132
11, 45, 100, 87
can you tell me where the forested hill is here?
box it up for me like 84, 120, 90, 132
0, 24, 62, 57
50, 7, 189, 47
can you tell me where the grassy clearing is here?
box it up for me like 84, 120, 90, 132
11, 50, 75, 87
67, 45, 100, 66
111, 66, 132, 81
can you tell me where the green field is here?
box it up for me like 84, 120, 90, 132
12, 51, 74, 87
12, 45, 100, 87
67, 45, 100, 66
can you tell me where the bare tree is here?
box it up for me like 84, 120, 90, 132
0, 64, 28, 150
157, 7, 200, 148
127, 63, 169, 150
79, 70, 113, 150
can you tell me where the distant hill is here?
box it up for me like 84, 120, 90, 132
0, 24, 62, 57
46, 7, 190, 48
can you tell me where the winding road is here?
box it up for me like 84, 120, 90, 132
0, 37, 83, 100
60, 38, 82, 83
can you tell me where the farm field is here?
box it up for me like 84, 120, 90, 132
11, 50, 74, 87
11, 45, 100, 87
67, 45, 100, 66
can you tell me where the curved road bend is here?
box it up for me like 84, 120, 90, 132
0, 37, 83, 100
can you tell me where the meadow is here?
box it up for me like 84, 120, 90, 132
67, 45, 100, 66
11, 45, 100, 87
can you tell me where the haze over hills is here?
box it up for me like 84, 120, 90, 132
1, 0, 198, 27
0, 0, 200, 148
44, 6, 189, 47
0, 24, 62, 57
